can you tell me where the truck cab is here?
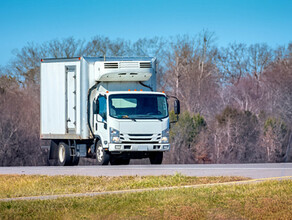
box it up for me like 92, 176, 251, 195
94, 91, 170, 165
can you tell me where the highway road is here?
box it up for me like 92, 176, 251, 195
1, 163, 292, 179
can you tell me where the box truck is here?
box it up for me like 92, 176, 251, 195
40, 57, 180, 166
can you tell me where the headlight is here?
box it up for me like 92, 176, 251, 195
161, 128, 169, 144
110, 127, 120, 143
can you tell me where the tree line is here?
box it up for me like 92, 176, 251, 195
0, 31, 291, 165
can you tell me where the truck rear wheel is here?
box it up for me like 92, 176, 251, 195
47, 152, 58, 166
47, 140, 59, 166
96, 140, 110, 165
57, 142, 71, 166
149, 152, 163, 164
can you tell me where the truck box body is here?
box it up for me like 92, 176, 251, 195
41, 58, 85, 139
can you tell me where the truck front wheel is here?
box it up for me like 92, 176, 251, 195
110, 157, 130, 165
57, 142, 71, 166
96, 140, 110, 165
149, 152, 163, 164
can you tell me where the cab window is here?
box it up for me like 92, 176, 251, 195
98, 96, 107, 121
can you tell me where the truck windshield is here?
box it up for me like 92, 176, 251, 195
109, 94, 168, 120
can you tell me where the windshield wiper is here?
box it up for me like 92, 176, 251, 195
136, 115, 163, 121
129, 117, 136, 122
152, 117, 163, 121
121, 115, 136, 121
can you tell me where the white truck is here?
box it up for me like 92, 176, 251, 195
40, 57, 180, 166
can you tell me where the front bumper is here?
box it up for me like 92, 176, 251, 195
108, 143, 170, 152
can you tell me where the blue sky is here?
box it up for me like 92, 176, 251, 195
0, 0, 291, 66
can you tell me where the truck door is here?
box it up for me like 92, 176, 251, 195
65, 65, 76, 133
95, 95, 108, 144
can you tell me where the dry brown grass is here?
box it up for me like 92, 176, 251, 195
0, 176, 291, 219
0, 174, 247, 198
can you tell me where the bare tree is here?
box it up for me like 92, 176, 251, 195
0, 86, 46, 166
217, 43, 249, 83
164, 32, 221, 119
45, 37, 86, 58
248, 43, 273, 80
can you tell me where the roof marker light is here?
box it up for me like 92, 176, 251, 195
128, 89, 131, 91
106, 91, 109, 93
134, 89, 137, 91
162, 91, 165, 93
41, 59, 43, 62
140, 89, 143, 91
78, 57, 81, 60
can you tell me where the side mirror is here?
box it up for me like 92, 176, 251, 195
93, 100, 99, 114
174, 99, 180, 115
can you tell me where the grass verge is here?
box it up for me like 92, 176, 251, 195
0, 174, 247, 198
0, 180, 291, 219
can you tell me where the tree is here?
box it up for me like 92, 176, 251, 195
194, 107, 263, 163
165, 111, 206, 164
248, 43, 273, 80
45, 37, 85, 58
261, 117, 289, 162
0, 86, 46, 166
217, 43, 273, 84
217, 43, 249, 83
164, 32, 221, 119
260, 46, 292, 161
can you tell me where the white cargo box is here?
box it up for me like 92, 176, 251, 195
40, 57, 156, 140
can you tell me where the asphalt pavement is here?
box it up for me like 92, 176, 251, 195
1, 163, 292, 178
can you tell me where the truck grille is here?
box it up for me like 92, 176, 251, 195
122, 141, 159, 144
128, 134, 152, 136
129, 138, 152, 141
120, 133, 161, 143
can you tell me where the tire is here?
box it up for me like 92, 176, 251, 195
109, 156, 119, 165
57, 142, 72, 166
121, 159, 130, 165
71, 155, 80, 166
47, 157, 58, 166
149, 152, 163, 164
110, 157, 130, 165
47, 149, 57, 166
47, 141, 58, 166
96, 140, 110, 165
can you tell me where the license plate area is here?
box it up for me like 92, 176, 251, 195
138, 145, 148, 151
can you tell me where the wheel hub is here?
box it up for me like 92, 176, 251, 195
96, 146, 104, 162
58, 145, 65, 163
